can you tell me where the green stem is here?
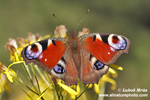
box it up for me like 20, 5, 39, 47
35, 75, 41, 92
34, 65, 58, 100
75, 85, 77, 99
34, 65, 50, 86
60, 87, 63, 100
75, 84, 90, 100
56, 91, 60, 100
45, 72, 56, 100
11, 73, 39, 95
45, 72, 51, 83
31, 64, 41, 94
22, 62, 38, 92
13, 79, 33, 100
12, 74, 45, 100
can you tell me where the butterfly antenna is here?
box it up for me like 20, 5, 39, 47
51, 13, 67, 28
75, 9, 90, 31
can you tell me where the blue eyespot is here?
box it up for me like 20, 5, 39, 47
53, 64, 65, 74
94, 60, 104, 70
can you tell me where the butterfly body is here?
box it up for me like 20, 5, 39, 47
21, 29, 130, 85
68, 30, 82, 72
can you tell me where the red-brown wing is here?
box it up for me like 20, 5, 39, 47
21, 38, 68, 70
22, 38, 79, 86
50, 48, 79, 85
79, 33, 130, 65
79, 33, 130, 84
80, 48, 109, 84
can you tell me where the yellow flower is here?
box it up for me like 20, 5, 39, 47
36, 77, 78, 100
0, 62, 14, 83
78, 27, 90, 37
51, 77, 78, 95
92, 64, 123, 95
58, 83, 78, 95
110, 64, 123, 71
3, 25, 125, 100
5, 32, 51, 63
54, 25, 67, 38
70, 84, 80, 99
0, 74, 12, 93
2, 25, 77, 100
0, 62, 18, 93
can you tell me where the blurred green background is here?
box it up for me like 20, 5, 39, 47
0, 0, 150, 100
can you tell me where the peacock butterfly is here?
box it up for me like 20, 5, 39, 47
21, 29, 130, 85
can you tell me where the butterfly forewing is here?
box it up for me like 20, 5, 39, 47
22, 37, 79, 85
79, 33, 130, 65
21, 38, 68, 71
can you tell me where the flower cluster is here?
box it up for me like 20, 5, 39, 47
0, 25, 123, 100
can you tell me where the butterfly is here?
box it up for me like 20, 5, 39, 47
21, 29, 130, 86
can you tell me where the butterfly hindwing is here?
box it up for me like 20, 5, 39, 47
51, 48, 79, 85
80, 48, 109, 84
21, 38, 68, 71
79, 33, 130, 65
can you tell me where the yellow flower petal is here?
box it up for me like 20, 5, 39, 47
9, 69, 17, 78
42, 35, 51, 39
110, 64, 123, 70
4, 71, 13, 82
108, 67, 115, 74
0, 86, 1, 93
87, 84, 93, 88
70, 84, 80, 99
111, 69, 118, 78
58, 83, 78, 95
71, 94, 76, 99
0, 73, 2, 79
76, 84, 80, 94
102, 76, 116, 90
14, 52, 20, 62
94, 84, 100, 94
4, 83, 12, 93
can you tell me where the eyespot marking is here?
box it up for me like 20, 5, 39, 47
96, 34, 102, 40
38, 39, 48, 51
52, 40, 56, 46
93, 35, 96, 42
30, 44, 38, 52
61, 57, 66, 64
112, 35, 119, 43
52, 56, 66, 74
53, 64, 65, 74
101, 35, 109, 44
94, 60, 104, 70
90, 54, 105, 70
25, 43, 43, 59
108, 34, 127, 50
48, 39, 52, 46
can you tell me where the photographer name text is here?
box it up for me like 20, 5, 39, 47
121, 88, 147, 92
